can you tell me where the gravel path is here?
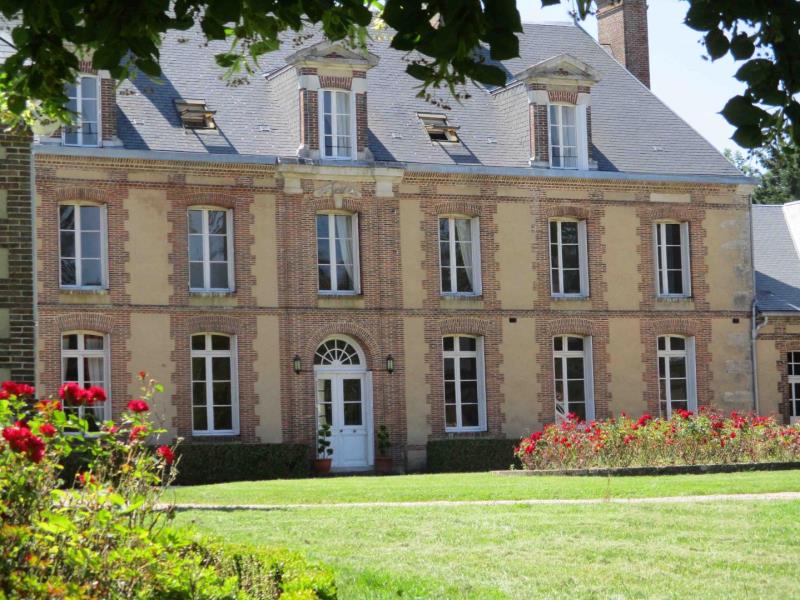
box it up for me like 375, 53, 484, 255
164, 491, 800, 511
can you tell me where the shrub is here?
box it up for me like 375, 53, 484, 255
427, 438, 521, 472
515, 409, 800, 471
174, 443, 310, 485
0, 374, 335, 599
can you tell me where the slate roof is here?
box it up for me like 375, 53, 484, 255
8, 19, 738, 179
753, 203, 800, 312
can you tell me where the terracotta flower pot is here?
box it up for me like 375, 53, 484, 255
314, 458, 332, 475
374, 456, 393, 475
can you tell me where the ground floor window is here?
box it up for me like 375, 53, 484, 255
657, 335, 697, 417
442, 335, 486, 432
191, 333, 239, 435
61, 332, 109, 428
552, 335, 594, 422
788, 352, 800, 418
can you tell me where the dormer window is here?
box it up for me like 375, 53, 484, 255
320, 90, 353, 159
549, 104, 578, 169
419, 113, 459, 142
174, 99, 216, 130
64, 75, 99, 147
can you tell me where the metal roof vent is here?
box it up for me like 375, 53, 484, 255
174, 98, 216, 130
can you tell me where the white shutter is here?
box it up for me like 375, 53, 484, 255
471, 217, 482, 295
477, 336, 487, 431
680, 221, 691, 297
226, 208, 236, 292
577, 103, 589, 170
100, 204, 109, 289
686, 337, 697, 412
653, 223, 663, 296
584, 336, 596, 422
352, 212, 361, 295
365, 370, 374, 465
578, 220, 590, 298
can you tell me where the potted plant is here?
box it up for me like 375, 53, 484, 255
314, 423, 333, 475
375, 425, 392, 474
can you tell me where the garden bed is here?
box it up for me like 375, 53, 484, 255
492, 461, 800, 477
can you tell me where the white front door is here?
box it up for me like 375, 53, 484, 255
316, 371, 373, 469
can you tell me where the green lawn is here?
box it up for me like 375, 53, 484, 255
169, 469, 800, 505
171, 471, 800, 598
176, 501, 800, 599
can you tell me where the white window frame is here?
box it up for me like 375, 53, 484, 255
187, 207, 235, 292
549, 218, 589, 298
442, 335, 487, 433
318, 89, 356, 160
63, 74, 101, 147
316, 212, 360, 295
552, 335, 595, 423
788, 352, 800, 421
58, 202, 108, 290
548, 102, 588, 170
438, 216, 482, 296
657, 335, 697, 418
190, 333, 240, 436
654, 221, 691, 298
60, 331, 111, 423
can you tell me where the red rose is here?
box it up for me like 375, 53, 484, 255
138, 371, 147, 380
730, 431, 737, 439
637, 414, 652, 427
15, 384, 35, 397
38, 423, 57, 438
127, 399, 149, 413
2, 424, 45, 463
77, 472, 96, 487
129, 425, 148, 441
156, 445, 175, 465
0, 390, 8, 400
59, 382, 87, 405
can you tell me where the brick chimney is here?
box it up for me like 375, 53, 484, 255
596, 0, 650, 88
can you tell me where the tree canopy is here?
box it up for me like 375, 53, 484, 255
0, 0, 798, 148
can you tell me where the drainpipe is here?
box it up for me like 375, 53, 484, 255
30, 142, 38, 392
751, 299, 767, 414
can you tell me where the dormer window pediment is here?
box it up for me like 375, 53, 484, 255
515, 53, 599, 87
285, 41, 379, 70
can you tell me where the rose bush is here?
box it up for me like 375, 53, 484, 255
515, 409, 800, 471
0, 372, 336, 599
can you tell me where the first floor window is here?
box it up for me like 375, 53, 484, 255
317, 212, 359, 294
549, 219, 589, 297
552, 335, 594, 422
655, 222, 691, 297
64, 75, 99, 146
443, 335, 486, 432
61, 332, 109, 428
788, 352, 800, 418
188, 208, 234, 291
191, 333, 238, 435
657, 335, 696, 417
439, 216, 481, 295
60, 203, 106, 288
320, 89, 352, 159
549, 104, 577, 168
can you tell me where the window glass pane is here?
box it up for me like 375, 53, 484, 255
191, 334, 206, 350
211, 335, 230, 350
60, 232, 76, 258
567, 402, 586, 421
563, 270, 581, 294
553, 337, 563, 351
667, 271, 683, 294
439, 242, 451, 268
344, 402, 362, 425
443, 336, 455, 352
567, 337, 583, 352
317, 239, 330, 265
454, 241, 471, 267
459, 337, 476, 352
318, 266, 332, 290
213, 381, 231, 405
670, 378, 687, 401
209, 263, 229, 289
563, 106, 576, 126
81, 131, 98, 146
671, 337, 686, 351
665, 223, 681, 245
443, 358, 455, 381
444, 381, 456, 403
566, 356, 584, 379
551, 269, 561, 294
61, 259, 77, 285
63, 356, 79, 381
336, 266, 354, 291
211, 356, 231, 380
456, 268, 473, 293
567, 380, 585, 403
666, 245, 682, 270
454, 219, 471, 243
81, 259, 102, 286
658, 337, 666, 351
62, 334, 78, 350
192, 357, 206, 380
80, 205, 101, 230
461, 403, 479, 427
64, 130, 79, 145
207, 211, 226, 234
208, 236, 227, 261
323, 91, 331, 114
438, 218, 450, 241
658, 356, 666, 379
193, 406, 208, 431
84, 334, 104, 350
80, 77, 97, 99
561, 244, 579, 269
554, 357, 563, 379
316, 214, 329, 238
188, 210, 203, 234
213, 406, 232, 430
189, 263, 205, 289
560, 222, 578, 243
669, 356, 686, 378
459, 357, 477, 380
60, 205, 75, 230
445, 404, 457, 428
440, 268, 451, 293
460, 381, 478, 404
81, 231, 101, 259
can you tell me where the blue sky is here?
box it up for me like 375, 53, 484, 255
518, 0, 745, 153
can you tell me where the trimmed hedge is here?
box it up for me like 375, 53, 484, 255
173, 443, 310, 485
427, 438, 520, 473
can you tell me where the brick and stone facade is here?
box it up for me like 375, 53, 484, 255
0, 127, 35, 383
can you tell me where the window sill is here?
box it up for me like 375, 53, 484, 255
551, 295, 589, 301
445, 428, 489, 436
190, 432, 240, 440
60, 287, 108, 294
440, 293, 482, 300
318, 292, 360, 297
189, 290, 235, 297
655, 296, 693, 302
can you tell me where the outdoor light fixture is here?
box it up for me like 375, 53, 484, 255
293, 354, 302, 374
386, 354, 395, 374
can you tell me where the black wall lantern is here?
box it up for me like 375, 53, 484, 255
293, 354, 302, 374
386, 354, 395, 374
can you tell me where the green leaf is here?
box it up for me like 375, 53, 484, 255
721, 95, 769, 127
468, 63, 507, 87
732, 125, 763, 149
730, 33, 755, 60
704, 29, 729, 60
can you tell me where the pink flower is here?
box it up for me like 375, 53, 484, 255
156, 445, 175, 465
127, 399, 149, 413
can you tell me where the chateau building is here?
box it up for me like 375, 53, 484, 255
3, 0, 776, 470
